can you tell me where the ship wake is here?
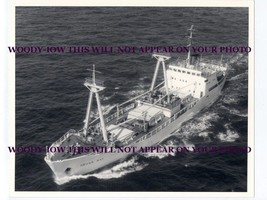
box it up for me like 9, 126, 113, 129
141, 143, 177, 159
167, 110, 240, 145
173, 112, 219, 142
217, 123, 240, 142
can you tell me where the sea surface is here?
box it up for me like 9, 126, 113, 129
15, 7, 249, 191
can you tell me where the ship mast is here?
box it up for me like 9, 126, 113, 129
83, 65, 108, 143
186, 25, 195, 68
150, 53, 171, 103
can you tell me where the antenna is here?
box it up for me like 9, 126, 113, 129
87, 64, 101, 85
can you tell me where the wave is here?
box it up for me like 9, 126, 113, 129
219, 104, 247, 118
176, 112, 219, 136
198, 131, 212, 142
169, 112, 220, 147
102, 92, 117, 101
141, 144, 176, 159
227, 53, 245, 64
222, 96, 239, 104
217, 130, 239, 142
181, 140, 196, 151
139, 76, 149, 81
54, 156, 147, 185
229, 109, 248, 117
228, 70, 248, 81
127, 88, 146, 97
217, 124, 239, 142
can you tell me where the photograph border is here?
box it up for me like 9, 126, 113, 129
8, 0, 254, 198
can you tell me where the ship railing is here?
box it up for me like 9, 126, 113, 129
50, 129, 78, 148
135, 99, 198, 144
46, 128, 86, 160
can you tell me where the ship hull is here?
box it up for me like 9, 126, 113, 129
45, 78, 226, 179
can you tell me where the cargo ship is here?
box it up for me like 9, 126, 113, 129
44, 25, 228, 179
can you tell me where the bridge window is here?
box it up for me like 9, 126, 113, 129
187, 72, 190, 74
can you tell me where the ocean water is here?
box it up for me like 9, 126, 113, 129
15, 7, 248, 191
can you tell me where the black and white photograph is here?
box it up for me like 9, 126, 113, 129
12, 5, 252, 195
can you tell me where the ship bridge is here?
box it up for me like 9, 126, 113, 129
166, 64, 206, 99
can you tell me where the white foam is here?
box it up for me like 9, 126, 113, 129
141, 146, 176, 159
228, 53, 245, 64
103, 96, 111, 101
181, 140, 195, 152
176, 121, 209, 136
102, 93, 116, 101
139, 76, 148, 81
54, 173, 90, 185
229, 70, 248, 81
217, 131, 239, 142
198, 131, 209, 137
171, 112, 220, 151
54, 156, 147, 185
229, 109, 248, 117
222, 96, 239, 104
200, 112, 220, 121
127, 88, 146, 97
171, 112, 220, 148
198, 131, 212, 142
